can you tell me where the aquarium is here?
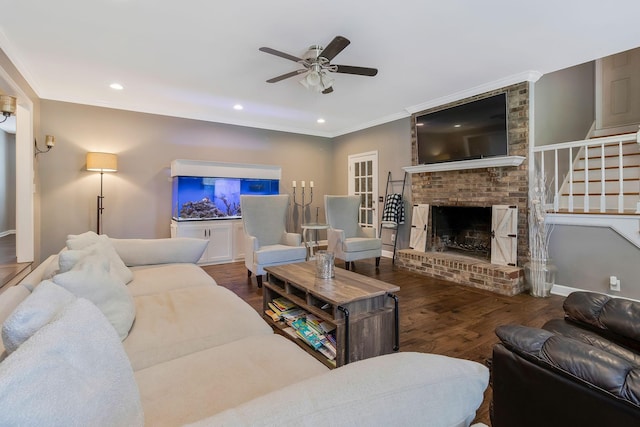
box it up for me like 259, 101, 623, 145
172, 176, 279, 221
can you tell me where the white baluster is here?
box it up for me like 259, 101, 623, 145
584, 147, 589, 212
553, 149, 559, 212
618, 140, 624, 213
600, 143, 606, 213
568, 146, 574, 212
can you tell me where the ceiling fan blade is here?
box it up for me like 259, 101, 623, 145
259, 47, 303, 63
266, 69, 307, 83
322, 87, 334, 94
334, 65, 378, 77
319, 36, 350, 61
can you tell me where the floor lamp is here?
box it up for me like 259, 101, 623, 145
86, 152, 118, 235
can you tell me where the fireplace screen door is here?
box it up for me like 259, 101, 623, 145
491, 205, 518, 266
348, 151, 378, 235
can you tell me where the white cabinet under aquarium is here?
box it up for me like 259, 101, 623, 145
170, 160, 281, 265
171, 220, 236, 264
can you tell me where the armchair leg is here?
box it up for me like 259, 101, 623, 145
351, 261, 355, 270
345, 261, 350, 271
257, 275, 263, 288
247, 270, 252, 277
375, 257, 380, 267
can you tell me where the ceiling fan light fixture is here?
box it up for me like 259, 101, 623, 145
320, 73, 334, 89
306, 71, 321, 86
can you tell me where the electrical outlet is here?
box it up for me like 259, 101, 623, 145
610, 276, 621, 292
391, 233, 396, 243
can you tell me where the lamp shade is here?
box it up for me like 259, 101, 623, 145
0, 94, 17, 115
86, 152, 118, 172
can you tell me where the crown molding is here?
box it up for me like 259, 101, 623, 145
405, 71, 543, 115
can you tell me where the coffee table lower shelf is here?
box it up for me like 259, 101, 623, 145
266, 317, 338, 369
263, 262, 400, 368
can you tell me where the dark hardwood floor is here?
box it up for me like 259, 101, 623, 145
202, 257, 565, 426
0, 234, 31, 290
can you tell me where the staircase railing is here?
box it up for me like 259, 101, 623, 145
532, 130, 640, 214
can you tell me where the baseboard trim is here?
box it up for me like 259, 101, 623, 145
552, 284, 639, 302
381, 250, 394, 258
0, 230, 16, 238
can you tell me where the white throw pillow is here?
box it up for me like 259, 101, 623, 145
52, 254, 136, 340
0, 298, 144, 427
66, 230, 100, 250
60, 236, 133, 285
1, 281, 76, 354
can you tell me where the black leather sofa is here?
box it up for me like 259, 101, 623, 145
491, 291, 640, 427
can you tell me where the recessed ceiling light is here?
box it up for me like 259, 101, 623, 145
416, 123, 424, 127
453, 124, 461, 128
233, 104, 243, 111
317, 118, 325, 124
110, 83, 124, 90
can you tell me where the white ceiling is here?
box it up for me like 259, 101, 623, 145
1, 0, 639, 138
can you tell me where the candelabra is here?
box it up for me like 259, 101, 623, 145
292, 180, 314, 210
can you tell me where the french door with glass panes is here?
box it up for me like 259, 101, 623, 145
348, 151, 378, 235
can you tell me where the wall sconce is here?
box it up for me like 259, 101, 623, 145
86, 152, 118, 235
34, 135, 56, 157
0, 94, 17, 123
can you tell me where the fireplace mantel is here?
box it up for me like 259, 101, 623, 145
403, 156, 525, 174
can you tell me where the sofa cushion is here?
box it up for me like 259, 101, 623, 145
52, 254, 136, 340
544, 318, 640, 366
0, 285, 31, 359
18, 254, 59, 291
254, 244, 306, 265
343, 236, 382, 252
0, 298, 143, 427
135, 334, 328, 427
187, 352, 488, 427
1, 281, 76, 354
109, 237, 208, 266
127, 263, 218, 297
124, 284, 272, 370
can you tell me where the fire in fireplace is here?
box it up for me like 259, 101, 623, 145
431, 206, 492, 259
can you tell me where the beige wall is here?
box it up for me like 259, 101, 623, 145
38, 100, 333, 259
37, 101, 413, 260
332, 118, 412, 250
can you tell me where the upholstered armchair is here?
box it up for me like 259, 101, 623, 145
324, 195, 382, 271
241, 194, 307, 287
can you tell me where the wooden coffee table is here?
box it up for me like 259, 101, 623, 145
264, 261, 400, 368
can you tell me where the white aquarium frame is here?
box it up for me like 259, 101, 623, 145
171, 159, 281, 180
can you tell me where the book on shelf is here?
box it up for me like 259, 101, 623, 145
291, 318, 324, 350
271, 297, 297, 312
265, 309, 280, 322
267, 298, 337, 361
281, 308, 307, 325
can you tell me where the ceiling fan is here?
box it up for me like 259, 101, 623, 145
259, 36, 378, 94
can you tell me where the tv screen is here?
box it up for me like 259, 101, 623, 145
415, 93, 508, 165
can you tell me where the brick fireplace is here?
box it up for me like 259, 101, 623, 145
397, 81, 530, 296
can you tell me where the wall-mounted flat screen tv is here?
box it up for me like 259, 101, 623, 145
415, 93, 508, 165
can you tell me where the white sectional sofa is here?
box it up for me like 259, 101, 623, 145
0, 233, 489, 426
